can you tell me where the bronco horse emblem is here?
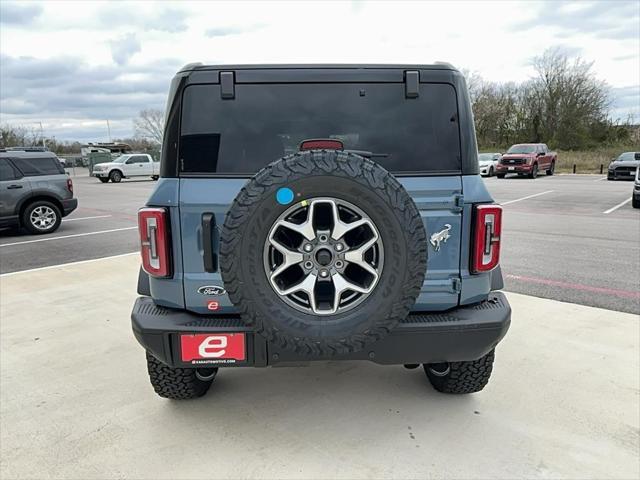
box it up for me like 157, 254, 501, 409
429, 224, 452, 252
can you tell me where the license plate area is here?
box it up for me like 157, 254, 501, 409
180, 333, 246, 365
508, 167, 515, 171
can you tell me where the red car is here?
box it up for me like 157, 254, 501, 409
496, 143, 557, 179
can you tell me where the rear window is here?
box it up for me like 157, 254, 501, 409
10, 156, 63, 176
180, 83, 461, 175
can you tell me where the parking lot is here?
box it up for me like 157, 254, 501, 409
1, 170, 639, 479
2, 171, 638, 314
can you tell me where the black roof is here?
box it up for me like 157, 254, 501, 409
178, 62, 457, 73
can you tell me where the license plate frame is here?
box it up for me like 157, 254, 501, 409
180, 333, 246, 365
508, 167, 516, 171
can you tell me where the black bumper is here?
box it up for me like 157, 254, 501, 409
62, 198, 78, 216
132, 292, 511, 368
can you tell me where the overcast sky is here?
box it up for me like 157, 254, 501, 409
1, 0, 638, 142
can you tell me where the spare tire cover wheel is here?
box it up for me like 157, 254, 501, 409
220, 150, 427, 356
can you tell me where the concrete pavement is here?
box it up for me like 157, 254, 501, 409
1, 255, 638, 479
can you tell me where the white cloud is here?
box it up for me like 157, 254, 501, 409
109, 33, 141, 65
0, 0, 638, 140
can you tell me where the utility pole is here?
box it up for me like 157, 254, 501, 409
39, 122, 45, 148
106, 120, 112, 143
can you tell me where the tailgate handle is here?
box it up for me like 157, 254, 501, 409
202, 213, 219, 272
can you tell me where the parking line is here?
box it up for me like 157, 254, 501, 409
506, 274, 640, 300
0, 252, 138, 277
0, 227, 138, 247
63, 215, 113, 222
501, 190, 554, 206
603, 198, 632, 214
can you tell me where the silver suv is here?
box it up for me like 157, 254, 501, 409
0, 150, 78, 234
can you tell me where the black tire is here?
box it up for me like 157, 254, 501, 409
496, 173, 506, 179
529, 163, 539, 179
109, 170, 123, 183
220, 150, 427, 356
146, 352, 216, 400
632, 196, 640, 209
21, 200, 62, 235
98, 177, 109, 183
488, 166, 494, 177
151, 175, 159, 181
546, 161, 555, 176
425, 350, 495, 394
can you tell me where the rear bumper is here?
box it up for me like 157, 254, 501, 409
131, 292, 511, 368
62, 198, 78, 216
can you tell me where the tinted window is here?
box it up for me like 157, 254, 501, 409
11, 156, 63, 176
617, 152, 640, 162
131, 155, 149, 163
180, 83, 461, 174
0, 158, 18, 181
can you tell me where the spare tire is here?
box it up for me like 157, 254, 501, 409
220, 150, 427, 356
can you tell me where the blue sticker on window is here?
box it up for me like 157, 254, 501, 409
276, 187, 294, 205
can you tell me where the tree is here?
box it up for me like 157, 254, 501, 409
467, 48, 615, 151
133, 109, 164, 145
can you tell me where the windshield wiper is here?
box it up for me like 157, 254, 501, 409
344, 149, 389, 158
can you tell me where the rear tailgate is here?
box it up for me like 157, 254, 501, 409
179, 176, 463, 314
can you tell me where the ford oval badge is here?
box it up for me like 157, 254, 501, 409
197, 285, 226, 296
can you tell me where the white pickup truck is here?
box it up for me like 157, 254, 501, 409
91, 154, 160, 183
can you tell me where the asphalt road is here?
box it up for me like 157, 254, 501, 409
1, 171, 638, 314
487, 174, 639, 314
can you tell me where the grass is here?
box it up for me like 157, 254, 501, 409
555, 146, 636, 174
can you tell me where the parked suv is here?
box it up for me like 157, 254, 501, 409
0, 150, 77, 234
131, 64, 511, 400
496, 143, 557, 178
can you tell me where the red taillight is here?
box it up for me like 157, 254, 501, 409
299, 138, 344, 151
472, 204, 502, 273
138, 207, 171, 278
66, 178, 73, 193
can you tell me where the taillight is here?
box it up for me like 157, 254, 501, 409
472, 204, 502, 273
66, 178, 73, 193
138, 207, 171, 278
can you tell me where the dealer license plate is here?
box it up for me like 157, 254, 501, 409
180, 333, 246, 365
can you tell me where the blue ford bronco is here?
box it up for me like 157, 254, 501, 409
131, 64, 510, 399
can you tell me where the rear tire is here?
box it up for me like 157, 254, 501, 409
633, 196, 640, 209
98, 177, 109, 183
22, 200, 62, 235
488, 166, 494, 177
546, 161, 555, 175
109, 170, 123, 183
151, 175, 159, 181
425, 350, 495, 394
146, 352, 216, 400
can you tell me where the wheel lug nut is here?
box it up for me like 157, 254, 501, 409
335, 260, 343, 268
319, 235, 328, 242
303, 244, 313, 252
319, 269, 329, 278
304, 261, 313, 269
335, 243, 344, 251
